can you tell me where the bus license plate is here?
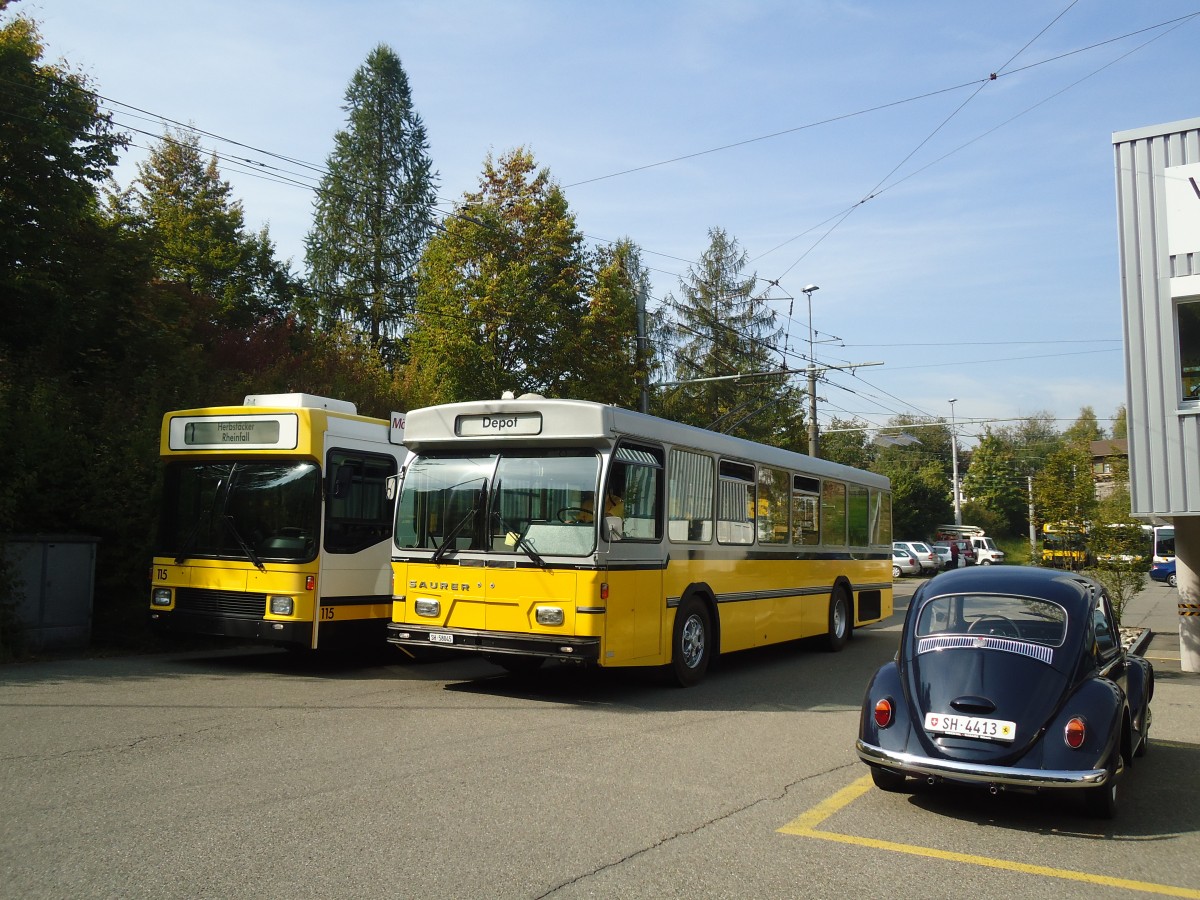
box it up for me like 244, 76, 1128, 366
429, 632, 454, 644
925, 712, 1016, 742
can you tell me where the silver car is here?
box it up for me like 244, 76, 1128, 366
894, 540, 941, 574
892, 547, 920, 577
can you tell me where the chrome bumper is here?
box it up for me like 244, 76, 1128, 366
856, 739, 1116, 789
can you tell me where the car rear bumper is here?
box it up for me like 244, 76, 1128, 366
856, 739, 1114, 789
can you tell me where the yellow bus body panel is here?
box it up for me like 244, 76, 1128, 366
392, 554, 891, 669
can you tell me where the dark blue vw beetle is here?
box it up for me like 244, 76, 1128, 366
857, 566, 1153, 818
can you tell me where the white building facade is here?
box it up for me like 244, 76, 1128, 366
1114, 115, 1200, 670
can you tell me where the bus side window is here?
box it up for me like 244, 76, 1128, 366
668, 448, 713, 543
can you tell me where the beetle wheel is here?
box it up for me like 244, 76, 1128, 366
1083, 753, 1120, 819
669, 597, 712, 687
870, 766, 908, 793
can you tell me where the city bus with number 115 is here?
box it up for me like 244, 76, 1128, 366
386, 395, 892, 685
150, 394, 406, 650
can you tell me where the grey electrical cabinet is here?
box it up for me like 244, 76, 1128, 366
4, 535, 99, 651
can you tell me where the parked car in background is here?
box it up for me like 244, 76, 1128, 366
857, 566, 1154, 819
931, 542, 956, 569
1150, 558, 1177, 587
892, 547, 920, 578
894, 540, 940, 575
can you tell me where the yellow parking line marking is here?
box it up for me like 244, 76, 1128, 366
780, 775, 1200, 899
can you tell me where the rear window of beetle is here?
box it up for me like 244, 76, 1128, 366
916, 594, 1067, 647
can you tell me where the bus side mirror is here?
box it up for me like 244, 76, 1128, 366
386, 474, 399, 502
604, 515, 623, 542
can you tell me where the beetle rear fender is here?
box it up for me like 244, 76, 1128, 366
859, 661, 913, 750
1038, 677, 1123, 773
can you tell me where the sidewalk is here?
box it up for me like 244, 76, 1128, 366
1122, 580, 1190, 674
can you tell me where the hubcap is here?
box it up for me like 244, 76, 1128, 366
681, 613, 705, 668
833, 599, 848, 638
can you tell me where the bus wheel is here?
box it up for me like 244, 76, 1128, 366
670, 597, 712, 687
825, 588, 851, 652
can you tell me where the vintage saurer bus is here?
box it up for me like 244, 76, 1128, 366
150, 394, 406, 650
386, 396, 892, 685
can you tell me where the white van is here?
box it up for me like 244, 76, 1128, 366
970, 535, 1005, 565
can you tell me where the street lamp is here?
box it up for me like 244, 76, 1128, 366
803, 284, 820, 457
948, 398, 961, 526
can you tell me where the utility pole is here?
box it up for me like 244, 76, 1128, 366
804, 285, 820, 457
949, 398, 961, 526
1028, 475, 1037, 562
636, 272, 649, 413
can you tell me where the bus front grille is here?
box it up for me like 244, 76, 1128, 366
174, 588, 267, 619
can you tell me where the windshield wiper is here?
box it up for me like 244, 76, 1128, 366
175, 469, 232, 564
512, 531, 547, 568
431, 485, 486, 564
224, 515, 266, 572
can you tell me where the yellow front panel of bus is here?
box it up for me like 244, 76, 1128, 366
152, 557, 317, 620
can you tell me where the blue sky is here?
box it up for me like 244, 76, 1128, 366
24, 1, 1200, 446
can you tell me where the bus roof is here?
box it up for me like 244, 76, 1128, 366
403, 396, 890, 490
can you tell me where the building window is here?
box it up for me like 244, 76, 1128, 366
1178, 298, 1200, 402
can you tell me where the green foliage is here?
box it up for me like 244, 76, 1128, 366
821, 418, 876, 470
566, 239, 648, 407
0, 15, 126, 361
961, 431, 1026, 535
405, 147, 593, 405
1033, 441, 1095, 527
120, 128, 300, 330
654, 228, 803, 447
305, 44, 438, 357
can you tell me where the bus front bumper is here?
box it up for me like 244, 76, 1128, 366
386, 623, 600, 662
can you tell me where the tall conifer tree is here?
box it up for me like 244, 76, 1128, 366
305, 44, 438, 361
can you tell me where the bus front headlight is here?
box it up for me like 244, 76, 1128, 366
414, 598, 440, 617
535, 606, 564, 626
269, 595, 295, 616
152, 588, 172, 607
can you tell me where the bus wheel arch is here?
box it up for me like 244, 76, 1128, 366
825, 579, 853, 652
669, 586, 718, 687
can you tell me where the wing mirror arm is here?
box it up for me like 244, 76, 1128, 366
603, 515, 623, 542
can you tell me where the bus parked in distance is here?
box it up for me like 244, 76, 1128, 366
386, 396, 892, 686
1153, 525, 1175, 564
1041, 521, 1089, 570
150, 394, 406, 650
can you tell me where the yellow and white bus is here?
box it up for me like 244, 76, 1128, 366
150, 394, 406, 650
386, 396, 892, 685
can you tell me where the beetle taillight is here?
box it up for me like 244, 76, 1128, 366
1064, 717, 1086, 749
874, 698, 894, 728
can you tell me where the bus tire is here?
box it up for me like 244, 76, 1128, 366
670, 597, 712, 687
825, 587, 851, 652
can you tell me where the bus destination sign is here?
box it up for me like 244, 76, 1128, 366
455, 412, 542, 437
169, 414, 299, 450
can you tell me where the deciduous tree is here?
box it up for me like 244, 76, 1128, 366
405, 148, 590, 404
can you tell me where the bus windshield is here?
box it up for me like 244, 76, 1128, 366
158, 461, 322, 564
395, 449, 600, 557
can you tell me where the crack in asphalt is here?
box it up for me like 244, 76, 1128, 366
535, 761, 859, 897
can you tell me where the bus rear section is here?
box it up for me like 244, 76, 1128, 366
149, 394, 405, 651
